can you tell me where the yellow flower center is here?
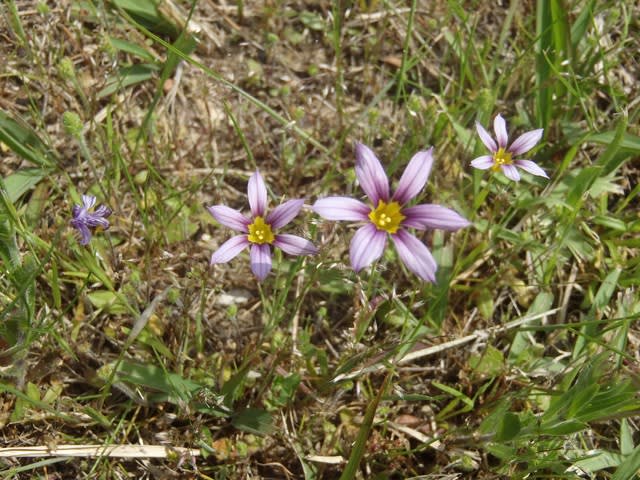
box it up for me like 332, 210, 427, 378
492, 147, 513, 171
247, 216, 274, 244
368, 200, 405, 234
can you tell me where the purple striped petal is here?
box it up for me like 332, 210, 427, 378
470, 155, 495, 170
313, 197, 370, 221
266, 199, 304, 229
476, 122, 497, 152
402, 204, 471, 231
391, 229, 437, 282
210, 235, 249, 264
248, 170, 268, 217
515, 159, 549, 178
355, 142, 390, 205
274, 234, 318, 256
93, 205, 112, 218
207, 205, 250, 232
349, 223, 387, 272
72, 205, 84, 218
250, 243, 272, 281
72, 221, 92, 245
501, 164, 520, 182
83, 214, 110, 229
82, 195, 97, 209
393, 147, 434, 205
494, 114, 509, 148
509, 129, 544, 155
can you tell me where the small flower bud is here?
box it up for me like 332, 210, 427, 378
58, 57, 76, 81
62, 111, 83, 138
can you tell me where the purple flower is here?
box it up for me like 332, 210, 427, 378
471, 114, 548, 182
70, 195, 112, 245
313, 143, 470, 282
207, 170, 318, 281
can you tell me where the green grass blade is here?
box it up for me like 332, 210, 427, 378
339, 373, 391, 480
0, 111, 56, 168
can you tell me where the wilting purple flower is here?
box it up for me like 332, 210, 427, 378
70, 194, 112, 245
313, 143, 470, 282
471, 114, 548, 182
207, 170, 318, 281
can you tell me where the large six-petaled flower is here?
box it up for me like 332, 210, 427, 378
207, 170, 318, 281
313, 143, 470, 282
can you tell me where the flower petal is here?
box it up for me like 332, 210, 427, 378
476, 122, 497, 152
355, 142, 390, 205
349, 223, 386, 272
393, 147, 434, 205
72, 221, 92, 245
471, 155, 495, 170
248, 170, 268, 217
501, 164, 521, 182
210, 235, 249, 264
509, 129, 544, 156
274, 234, 318, 256
312, 197, 370, 221
515, 159, 549, 178
207, 205, 250, 232
391, 229, 437, 282
266, 199, 304, 229
72, 205, 84, 219
82, 195, 96, 209
493, 114, 509, 148
250, 243, 272, 281
93, 205, 112, 218
84, 214, 110, 229
402, 204, 471, 231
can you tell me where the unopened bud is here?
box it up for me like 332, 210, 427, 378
62, 111, 83, 138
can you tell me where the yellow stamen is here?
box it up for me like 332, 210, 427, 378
491, 147, 513, 171
247, 216, 275, 245
368, 200, 405, 234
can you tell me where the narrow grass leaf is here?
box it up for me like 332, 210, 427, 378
570, 0, 595, 50
108, 36, 157, 62
621, 419, 634, 456
339, 373, 391, 480
612, 443, 640, 480
97, 64, 161, 98
572, 450, 624, 474
0, 111, 56, 167
573, 268, 621, 359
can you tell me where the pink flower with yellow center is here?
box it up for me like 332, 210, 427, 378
471, 114, 548, 182
207, 170, 318, 281
313, 143, 470, 282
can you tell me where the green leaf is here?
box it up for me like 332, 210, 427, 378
108, 36, 157, 62
108, 0, 179, 37
573, 268, 621, 359
469, 344, 504, 377
0, 110, 56, 167
231, 408, 274, 435
588, 130, 640, 154
3, 169, 48, 203
339, 374, 391, 480
113, 360, 202, 404
621, 419, 635, 456
495, 412, 521, 442
612, 443, 640, 480
87, 290, 129, 314
97, 64, 161, 98
573, 450, 624, 474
